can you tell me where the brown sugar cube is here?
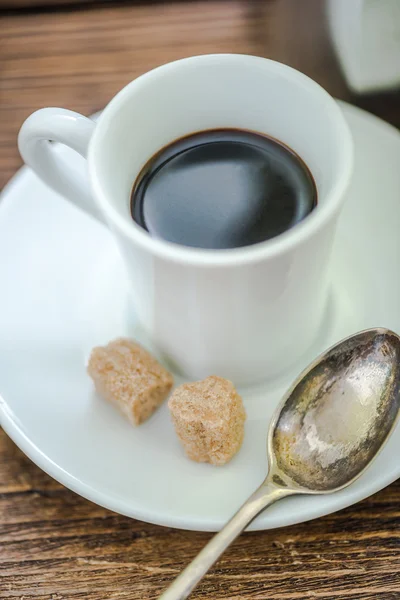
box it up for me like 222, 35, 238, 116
168, 375, 246, 465
87, 338, 173, 425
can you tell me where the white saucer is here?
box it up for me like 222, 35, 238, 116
0, 102, 399, 532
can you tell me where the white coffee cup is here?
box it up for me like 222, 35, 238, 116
327, 0, 400, 93
18, 54, 353, 385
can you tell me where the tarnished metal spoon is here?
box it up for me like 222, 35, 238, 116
160, 328, 400, 600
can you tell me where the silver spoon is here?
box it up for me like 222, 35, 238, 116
160, 328, 400, 600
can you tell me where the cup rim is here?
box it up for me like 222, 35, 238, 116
88, 54, 353, 267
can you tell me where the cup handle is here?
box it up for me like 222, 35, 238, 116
18, 107, 104, 223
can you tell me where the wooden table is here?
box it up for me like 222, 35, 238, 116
1, 1, 400, 598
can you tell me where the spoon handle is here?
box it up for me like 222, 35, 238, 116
158, 481, 293, 600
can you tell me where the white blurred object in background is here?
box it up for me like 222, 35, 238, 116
327, 0, 400, 93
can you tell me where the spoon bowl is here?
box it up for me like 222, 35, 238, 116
160, 328, 400, 600
270, 328, 400, 492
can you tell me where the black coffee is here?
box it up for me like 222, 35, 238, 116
130, 129, 317, 249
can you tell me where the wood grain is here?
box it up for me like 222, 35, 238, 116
1, 430, 400, 599
1, 1, 400, 598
